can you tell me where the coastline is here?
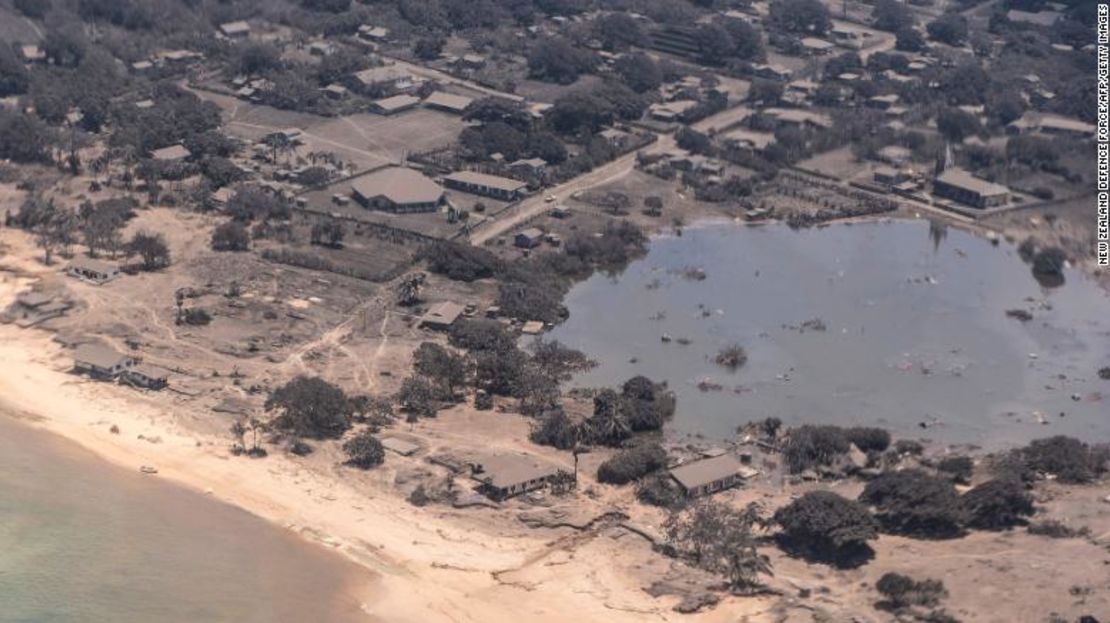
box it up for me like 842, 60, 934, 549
0, 255, 736, 622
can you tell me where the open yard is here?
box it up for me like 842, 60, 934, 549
192, 88, 469, 173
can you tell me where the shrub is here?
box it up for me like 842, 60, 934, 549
1027, 520, 1091, 539
637, 472, 686, 509
597, 442, 667, 485
962, 479, 1034, 530
936, 456, 974, 484
894, 439, 924, 455
715, 343, 748, 369
424, 241, 503, 282
211, 221, 250, 251
1031, 247, 1067, 277
845, 427, 891, 453
1022, 436, 1100, 483
860, 470, 966, 538
343, 431, 384, 469
782, 425, 850, 473
182, 308, 211, 326
876, 572, 948, 610
773, 490, 878, 567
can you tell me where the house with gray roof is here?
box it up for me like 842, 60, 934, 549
73, 343, 135, 379
67, 257, 121, 285
471, 454, 565, 500
669, 453, 755, 497
933, 168, 1010, 209
443, 171, 528, 200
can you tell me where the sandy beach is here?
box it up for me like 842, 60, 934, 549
0, 249, 762, 623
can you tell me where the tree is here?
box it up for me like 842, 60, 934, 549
664, 501, 772, 592
782, 425, 850, 473
613, 53, 663, 93
773, 490, 878, 566
873, 0, 915, 32
343, 431, 385, 469
529, 408, 579, 450
211, 221, 250, 251
926, 14, 969, 46
962, 479, 1034, 530
527, 37, 597, 84
696, 23, 734, 65
1031, 247, 1067, 278
723, 17, 764, 60
412, 342, 468, 397
748, 78, 784, 105
79, 198, 134, 257
860, 469, 966, 538
266, 376, 352, 439
595, 12, 645, 51
126, 231, 171, 271
895, 27, 926, 52
585, 389, 632, 446
597, 442, 667, 484
0, 110, 54, 164
769, 0, 831, 35
413, 36, 445, 61
936, 455, 973, 484
643, 195, 664, 217
936, 107, 980, 142
21, 198, 77, 265
0, 46, 30, 97
397, 375, 438, 419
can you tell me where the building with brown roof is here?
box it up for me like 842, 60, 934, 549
669, 453, 753, 497
350, 167, 445, 213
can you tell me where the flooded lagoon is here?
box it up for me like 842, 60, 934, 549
548, 219, 1110, 447
0, 415, 374, 623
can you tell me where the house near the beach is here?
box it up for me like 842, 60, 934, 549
471, 454, 564, 500
73, 343, 135, 379
123, 364, 169, 390
669, 453, 755, 497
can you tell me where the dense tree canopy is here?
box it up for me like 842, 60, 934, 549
266, 376, 353, 439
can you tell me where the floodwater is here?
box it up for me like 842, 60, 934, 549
547, 219, 1110, 447
0, 414, 374, 623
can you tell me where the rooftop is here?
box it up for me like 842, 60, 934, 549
935, 168, 1010, 197
669, 453, 747, 490
74, 342, 130, 369
444, 171, 528, 193
351, 167, 444, 206
150, 144, 191, 161
421, 301, 465, 327
423, 91, 474, 112
473, 454, 561, 490
372, 94, 421, 111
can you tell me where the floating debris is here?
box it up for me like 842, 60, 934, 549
1005, 309, 1033, 322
